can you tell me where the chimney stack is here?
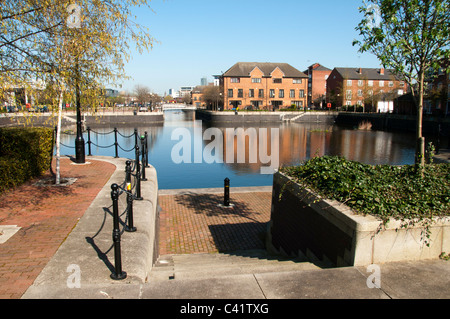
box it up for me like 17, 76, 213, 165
358, 68, 362, 74
380, 68, 385, 75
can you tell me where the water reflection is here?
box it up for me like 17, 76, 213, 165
58, 110, 418, 189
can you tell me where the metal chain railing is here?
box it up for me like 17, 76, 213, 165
58, 127, 149, 160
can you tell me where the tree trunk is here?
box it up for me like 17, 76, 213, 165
55, 88, 63, 185
416, 70, 425, 169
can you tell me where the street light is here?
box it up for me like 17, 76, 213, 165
67, 4, 85, 163
75, 59, 85, 163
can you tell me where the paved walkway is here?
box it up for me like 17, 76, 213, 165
0, 158, 116, 299
158, 191, 272, 255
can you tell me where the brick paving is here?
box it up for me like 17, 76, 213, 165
158, 191, 273, 255
0, 155, 274, 298
0, 158, 115, 299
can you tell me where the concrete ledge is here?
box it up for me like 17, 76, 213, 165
23, 156, 159, 298
268, 171, 450, 267
195, 109, 337, 124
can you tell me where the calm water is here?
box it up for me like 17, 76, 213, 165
59, 110, 419, 189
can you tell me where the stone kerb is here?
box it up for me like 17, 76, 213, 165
268, 171, 450, 267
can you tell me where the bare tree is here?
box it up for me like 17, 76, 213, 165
134, 85, 150, 105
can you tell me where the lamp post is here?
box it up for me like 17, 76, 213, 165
67, 4, 85, 163
75, 59, 85, 164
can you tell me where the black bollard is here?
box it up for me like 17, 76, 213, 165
224, 178, 230, 207
110, 183, 127, 280
125, 161, 136, 232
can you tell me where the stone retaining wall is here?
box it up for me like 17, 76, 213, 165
267, 171, 450, 266
195, 110, 337, 124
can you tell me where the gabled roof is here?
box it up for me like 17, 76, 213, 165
305, 63, 331, 72
223, 62, 307, 78
333, 67, 402, 81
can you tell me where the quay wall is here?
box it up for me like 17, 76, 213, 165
195, 109, 338, 124
0, 112, 164, 128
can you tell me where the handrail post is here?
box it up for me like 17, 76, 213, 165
135, 145, 143, 200
141, 135, 147, 181
87, 127, 92, 156
125, 161, 136, 232
144, 131, 149, 167
114, 127, 119, 158
110, 183, 127, 280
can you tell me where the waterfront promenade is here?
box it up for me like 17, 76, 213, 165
0, 154, 449, 302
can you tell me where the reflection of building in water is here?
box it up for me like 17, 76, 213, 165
215, 125, 333, 173
200, 124, 406, 175
334, 129, 401, 164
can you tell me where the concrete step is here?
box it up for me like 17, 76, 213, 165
149, 249, 324, 281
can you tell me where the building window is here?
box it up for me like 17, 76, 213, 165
258, 89, 264, 98
358, 80, 364, 87
347, 80, 352, 86
269, 89, 275, 98
299, 90, 304, 98
379, 81, 384, 87
357, 89, 363, 97
346, 90, 352, 100
357, 100, 363, 106
293, 78, 302, 84
398, 89, 404, 95
238, 89, 243, 98
399, 81, 405, 87
290, 89, 295, 98
249, 89, 254, 98
368, 80, 373, 87
389, 81, 394, 87
252, 78, 261, 83
273, 78, 282, 84
346, 101, 352, 106
279, 89, 284, 98
368, 90, 373, 96
292, 101, 303, 107
228, 89, 233, 98
230, 78, 240, 83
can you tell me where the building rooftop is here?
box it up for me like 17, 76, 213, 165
333, 67, 402, 81
223, 62, 307, 78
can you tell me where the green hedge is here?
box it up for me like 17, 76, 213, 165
0, 127, 54, 194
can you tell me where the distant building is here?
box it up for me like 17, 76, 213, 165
191, 85, 207, 108
220, 62, 308, 110
326, 67, 407, 112
104, 88, 119, 97
201, 77, 208, 86
303, 63, 332, 109
424, 59, 449, 116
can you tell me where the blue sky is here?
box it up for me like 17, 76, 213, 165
121, 0, 381, 95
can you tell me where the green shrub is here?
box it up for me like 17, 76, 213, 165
0, 127, 54, 193
280, 156, 450, 223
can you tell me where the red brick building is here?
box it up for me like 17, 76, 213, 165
303, 63, 332, 109
220, 62, 308, 111
326, 67, 407, 112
